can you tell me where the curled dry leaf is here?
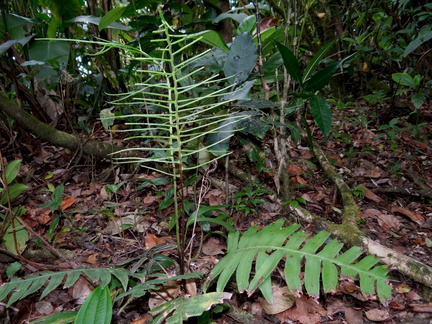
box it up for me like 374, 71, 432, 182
391, 206, 424, 223
365, 308, 391, 321
259, 286, 295, 315
202, 237, 226, 256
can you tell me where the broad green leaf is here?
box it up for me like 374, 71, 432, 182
40, 272, 65, 299
0, 36, 33, 55
213, 12, 248, 24
67, 15, 131, 31
275, 41, 303, 86
190, 30, 229, 52
1, 183, 28, 204
28, 311, 77, 324
99, 6, 126, 31
224, 32, 257, 84
5, 160, 22, 185
392, 73, 415, 87
3, 218, 28, 255
303, 40, 335, 82
237, 15, 256, 35
100, 108, 115, 131
75, 286, 112, 324
151, 292, 230, 324
28, 40, 70, 67
206, 111, 254, 155
309, 95, 332, 138
6, 262, 21, 278
403, 29, 432, 57
304, 62, 339, 92
412, 91, 426, 109
1, 13, 33, 39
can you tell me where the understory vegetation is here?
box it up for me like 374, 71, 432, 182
0, 0, 431, 323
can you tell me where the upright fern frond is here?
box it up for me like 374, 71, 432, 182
204, 219, 392, 303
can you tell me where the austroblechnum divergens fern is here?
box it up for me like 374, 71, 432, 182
204, 219, 391, 303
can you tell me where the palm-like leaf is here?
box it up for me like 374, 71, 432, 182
205, 219, 391, 303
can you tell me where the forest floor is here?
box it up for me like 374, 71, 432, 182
1, 99, 432, 324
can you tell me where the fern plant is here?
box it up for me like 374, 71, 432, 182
96, 9, 251, 272
204, 219, 392, 303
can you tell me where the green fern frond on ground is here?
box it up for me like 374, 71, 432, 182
204, 219, 391, 303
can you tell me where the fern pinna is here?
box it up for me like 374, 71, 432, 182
204, 219, 392, 303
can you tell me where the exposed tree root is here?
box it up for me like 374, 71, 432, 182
308, 137, 432, 289
224, 138, 432, 289
374, 186, 432, 199
0, 92, 126, 159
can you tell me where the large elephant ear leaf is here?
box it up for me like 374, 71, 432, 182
206, 111, 259, 156
224, 32, 257, 85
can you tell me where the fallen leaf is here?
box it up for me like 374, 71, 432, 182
69, 277, 92, 302
289, 164, 304, 176
358, 185, 384, 204
259, 286, 295, 315
202, 237, 226, 256
35, 300, 53, 315
377, 213, 403, 231
60, 196, 77, 210
391, 206, 424, 223
145, 233, 166, 249
344, 307, 364, 324
143, 195, 158, 204
395, 283, 411, 294
409, 302, 432, 313
365, 308, 390, 321
85, 253, 99, 264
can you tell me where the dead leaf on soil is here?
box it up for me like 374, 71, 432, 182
60, 196, 77, 210
409, 302, 432, 313
276, 295, 326, 324
358, 185, 384, 204
377, 213, 403, 231
365, 308, 390, 321
202, 237, 226, 256
344, 307, 364, 324
391, 206, 425, 223
145, 233, 167, 249
85, 253, 99, 264
68, 277, 92, 302
148, 281, 180, 310
258, 286, 295, 315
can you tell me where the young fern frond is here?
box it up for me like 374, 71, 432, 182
204, 219, 392, 303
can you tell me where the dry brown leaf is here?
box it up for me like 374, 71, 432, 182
37, 210, 52, 225
85, 253, 99, 264
258, 286, 295, 315
409, 303, 432, 313
185, 278, 197, 297
344, 307, 364, 324
202, 237, 226, 256
148, 281, 180, 310
130, 315, 149, 324
145, 233, 166, 249
35, 300, 53, 315
60, 196, 77, 210
391, 206, 424, 223
377, 213, 403, 231
288, 164, 304, 176
364, 308, 390, 321
276, 295, 326, 324
143, 195, 158, 204
358, 185, 384, 204
68, 277, 92, 302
